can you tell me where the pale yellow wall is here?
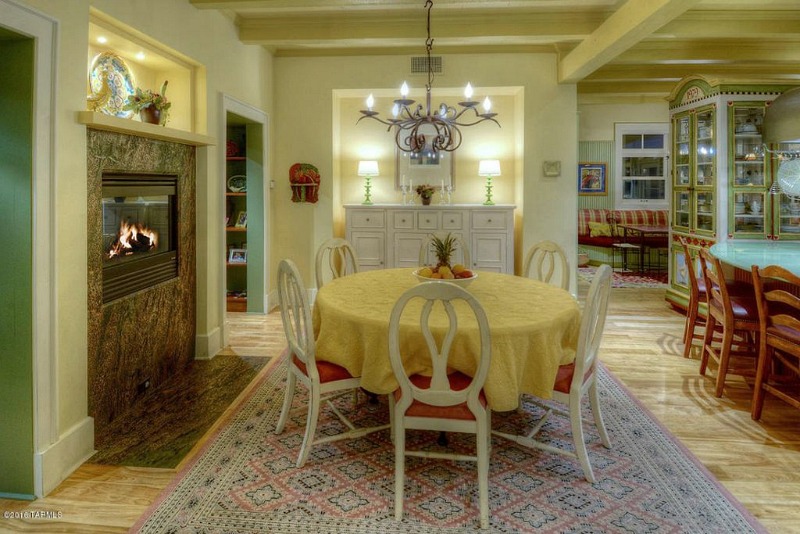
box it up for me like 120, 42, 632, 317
19, 0, 271, 476
578, 101, 668, 140
274, 53, 577, 285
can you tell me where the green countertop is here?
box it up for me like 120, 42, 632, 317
710, 241, 800, 276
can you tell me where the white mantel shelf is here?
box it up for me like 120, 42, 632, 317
77, 111, 216, 147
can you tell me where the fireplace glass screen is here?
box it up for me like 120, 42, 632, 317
102, 173, 178, 302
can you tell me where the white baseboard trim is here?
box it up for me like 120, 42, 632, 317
267, 290, 279, 311
196, 326, 221, 360
35, 416, 95, 497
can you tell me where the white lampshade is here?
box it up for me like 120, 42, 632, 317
478, 159, 501, 177
358, 160, 380, 176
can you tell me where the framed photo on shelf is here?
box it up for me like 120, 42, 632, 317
578, 162, 607, 196
228, 248, 247, 264
234, 211, 247, 228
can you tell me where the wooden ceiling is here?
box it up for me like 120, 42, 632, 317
189, 0, 800, 99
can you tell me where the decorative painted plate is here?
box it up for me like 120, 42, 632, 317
227, 175, 247, 193
88, 52, 136, 118
777, 159, 800, 199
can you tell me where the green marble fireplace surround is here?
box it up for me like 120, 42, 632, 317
87, 129, 196, 427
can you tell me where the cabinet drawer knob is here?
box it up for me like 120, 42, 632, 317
401, 218, 406, 223
487, 218, 493, 223
449, 219, 455, 223
366, 218, 370, 222
425, 219, 431, 223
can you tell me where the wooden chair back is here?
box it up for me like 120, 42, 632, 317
522, 240, 570, 290
679, 237, 700, 301
751, 264, 800, 419
753, 265, 800, 335
698, 248, 731, 324
315, 237, 359, 289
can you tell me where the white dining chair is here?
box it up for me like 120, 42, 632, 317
388, 281, 492, 529
315, 237, 359, 289
275, 259, 388, 467
494, 263, 612, 483
522, 240, 570, 290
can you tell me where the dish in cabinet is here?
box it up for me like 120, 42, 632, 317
777, 159, 800, 199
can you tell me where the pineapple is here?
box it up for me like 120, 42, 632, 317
430, 233, 457, 270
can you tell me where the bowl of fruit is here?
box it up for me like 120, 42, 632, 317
413, 264, 477, 287
413, 232, 477, 287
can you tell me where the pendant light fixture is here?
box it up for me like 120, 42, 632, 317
358, 0, 500, 154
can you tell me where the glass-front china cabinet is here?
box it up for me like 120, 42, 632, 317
666, 76, 798, 309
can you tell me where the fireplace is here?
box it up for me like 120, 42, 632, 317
102, 172, 178, 303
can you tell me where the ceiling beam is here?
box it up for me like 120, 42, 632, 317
191, 0, 619, 13
237, 11, 604, 47
559, 0, 702, 83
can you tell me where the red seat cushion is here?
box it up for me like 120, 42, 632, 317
732, 295, 759, 319
293, 354, 353, 383
394, 372, 487, 420
553, 363, 593, 393
767, 324, 800, 347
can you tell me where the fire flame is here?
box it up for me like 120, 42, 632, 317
107, 220, 158, 259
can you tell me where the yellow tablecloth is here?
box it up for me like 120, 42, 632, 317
312, 268, 580, 411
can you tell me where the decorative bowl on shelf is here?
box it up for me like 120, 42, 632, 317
227, 174, 247, 192
413, 268, 477, 287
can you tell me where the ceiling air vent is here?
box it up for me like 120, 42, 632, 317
411, 56, 442, 75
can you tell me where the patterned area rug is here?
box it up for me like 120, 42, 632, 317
579, 265, 668, 288
133, 358, 764, 533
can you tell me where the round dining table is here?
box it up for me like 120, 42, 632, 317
312, 268, 581, 412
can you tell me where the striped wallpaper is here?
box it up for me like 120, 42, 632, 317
578, 141, 614, 210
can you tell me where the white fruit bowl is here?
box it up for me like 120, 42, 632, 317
412, 268, 477, 287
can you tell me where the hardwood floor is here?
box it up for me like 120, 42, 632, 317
2, 287, 800, 533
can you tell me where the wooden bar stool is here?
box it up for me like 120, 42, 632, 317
680, 239, 750, 358
698, 249, 760, 398
750, 265, 800, 421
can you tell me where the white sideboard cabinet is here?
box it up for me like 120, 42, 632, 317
344, 204, 516, 274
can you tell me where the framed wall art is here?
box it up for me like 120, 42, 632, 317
578, 162, 607, 196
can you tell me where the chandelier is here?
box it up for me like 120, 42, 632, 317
357, 0, 499, 154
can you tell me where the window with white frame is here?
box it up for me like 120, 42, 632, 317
615, 123, 669, 209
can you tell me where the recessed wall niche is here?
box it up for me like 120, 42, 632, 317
88, 11, 204, 133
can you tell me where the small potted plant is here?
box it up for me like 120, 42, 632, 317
124, 80, 171, 126
415, 184, 436, 205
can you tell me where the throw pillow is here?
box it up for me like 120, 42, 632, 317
589, 221, 612, 237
